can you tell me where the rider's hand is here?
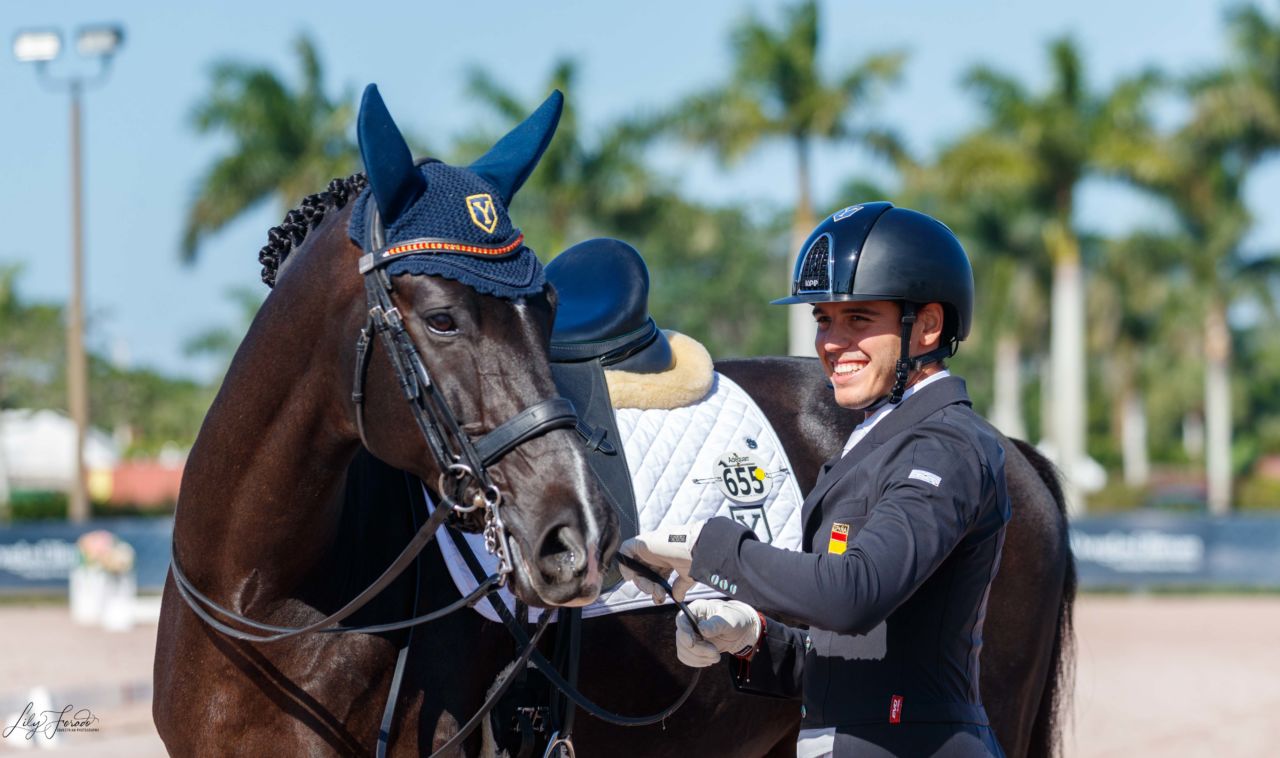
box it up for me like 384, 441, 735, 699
618, 521, 704, 603
674, 599, 763, 668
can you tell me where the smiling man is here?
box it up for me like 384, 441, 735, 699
620, 203, 1011, 757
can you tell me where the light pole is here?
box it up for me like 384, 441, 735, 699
13, 25, 124, 523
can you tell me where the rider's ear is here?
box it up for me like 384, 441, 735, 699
918, 302, 944, 347
357, 84, 427, 226
469, 90, 564, 205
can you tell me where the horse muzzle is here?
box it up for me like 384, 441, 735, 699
513, 516, 617, 607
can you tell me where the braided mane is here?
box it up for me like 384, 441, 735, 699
258, 172, 368, 288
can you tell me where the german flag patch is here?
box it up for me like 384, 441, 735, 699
828, 523, 850, 555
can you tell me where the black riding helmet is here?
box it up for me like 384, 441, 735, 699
773, 201, 975, 406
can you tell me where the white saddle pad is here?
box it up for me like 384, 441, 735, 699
429, 372, 804, 623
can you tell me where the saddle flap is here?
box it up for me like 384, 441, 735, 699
550, 360, 640, 591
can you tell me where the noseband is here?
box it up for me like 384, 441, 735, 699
352, 204, 577, 579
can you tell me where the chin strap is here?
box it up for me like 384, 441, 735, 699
878, 302, 956, 408
887, 303, 919, 405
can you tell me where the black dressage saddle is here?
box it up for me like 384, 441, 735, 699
548, 237, 672, 372
546, 238, 674, 582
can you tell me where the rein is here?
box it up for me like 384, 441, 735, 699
449, 521, 705, 749
538, 555, 705, 725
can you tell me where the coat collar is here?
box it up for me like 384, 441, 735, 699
802, 376, 973, 532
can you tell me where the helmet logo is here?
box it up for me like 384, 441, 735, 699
832, 205, 863, 222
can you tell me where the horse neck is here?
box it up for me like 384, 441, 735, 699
175, 243, 360, 609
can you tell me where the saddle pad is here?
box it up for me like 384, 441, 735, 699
429, 372, 805, 623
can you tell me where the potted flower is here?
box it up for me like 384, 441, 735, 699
70, 530, 136, 630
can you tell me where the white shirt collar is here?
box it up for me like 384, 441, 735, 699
840, 370, 951, 457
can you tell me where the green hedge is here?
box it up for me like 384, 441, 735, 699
3, 490, 174, 522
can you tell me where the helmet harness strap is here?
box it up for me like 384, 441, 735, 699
889, 302, 918, 405
889, 302, 957, 405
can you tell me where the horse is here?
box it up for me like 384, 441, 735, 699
153, 86, 623, 755
155, 85, 1075, 757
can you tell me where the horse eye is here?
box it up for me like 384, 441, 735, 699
424, 312, 457, 335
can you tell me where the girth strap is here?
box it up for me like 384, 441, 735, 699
475, 398, 578, 466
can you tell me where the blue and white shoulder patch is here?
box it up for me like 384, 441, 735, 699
908, 468, 942, 487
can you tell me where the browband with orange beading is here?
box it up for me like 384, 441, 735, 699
358, 231, 526, 274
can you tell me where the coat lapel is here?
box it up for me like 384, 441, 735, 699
799, 377, 973, 541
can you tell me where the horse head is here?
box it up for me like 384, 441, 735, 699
337, 85, 617, 607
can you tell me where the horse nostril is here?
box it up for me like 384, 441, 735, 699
599, 522, 621, 567
538, 525, 587, 584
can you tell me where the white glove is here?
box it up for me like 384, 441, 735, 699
618, 521, 705, 603
674, 599, 763, 668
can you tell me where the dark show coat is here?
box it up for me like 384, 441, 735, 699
690, 376, 1010, 757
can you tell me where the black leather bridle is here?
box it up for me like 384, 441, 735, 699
352, 203, 581, 576
171, 204, 581, 638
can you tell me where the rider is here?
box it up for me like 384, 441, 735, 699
620, 203, 1010, 757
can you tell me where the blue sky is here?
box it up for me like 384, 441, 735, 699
2, 1, 1275, 382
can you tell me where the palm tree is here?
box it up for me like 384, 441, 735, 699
1105, 3, 1280, 513
665, 0, 907, 355
462, 61, 789, 358
1088, 231, 1199, 489
1186, 3, 1280, 161
959, 37, 1159, 514
462, 58, 659, 257
181, 36, 359, 262
1119, 116, 1280, 513
909, 132, 1051, 442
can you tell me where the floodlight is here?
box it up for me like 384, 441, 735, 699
13, 30, 61, 63
75, 25, 124, 59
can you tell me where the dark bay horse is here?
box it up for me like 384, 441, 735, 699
153, 87, 622, 754
155, 88, 1073, 756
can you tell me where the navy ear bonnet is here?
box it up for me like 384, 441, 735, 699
348, 163, 543, 298
349, 84, 563, 300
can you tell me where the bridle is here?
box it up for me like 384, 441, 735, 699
171, 194, 581, 621
168, 196, 705, 758
352, 203, 580, 576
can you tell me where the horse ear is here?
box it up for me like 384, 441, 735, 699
357, 84, 427, 225
469, 90, 563, 205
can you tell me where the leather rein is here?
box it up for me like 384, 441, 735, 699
169, 205, 705, 757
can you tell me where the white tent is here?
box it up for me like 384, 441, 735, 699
0, 409, 119, 492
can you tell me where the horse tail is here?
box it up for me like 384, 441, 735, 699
1010, 438, 1076, 758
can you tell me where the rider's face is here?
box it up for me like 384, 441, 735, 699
814, 300, 947, 411
813, 300, 903, 411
